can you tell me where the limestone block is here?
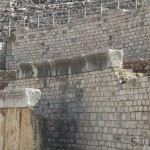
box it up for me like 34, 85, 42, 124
0, 88, 41, 108
0, 108, 47, 150
107, 49, 123, 68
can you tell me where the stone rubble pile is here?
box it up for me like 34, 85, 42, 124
115, 68, 143, 84
124, 59, 150, 74
0, 70, 16, 90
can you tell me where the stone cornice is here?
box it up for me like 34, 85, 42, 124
17, 49, 123, 79
0, 88, 41, 108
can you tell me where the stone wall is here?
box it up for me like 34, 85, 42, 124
6, 5, 150, 70
6, 50, 150, 150
7, 68, 150, 150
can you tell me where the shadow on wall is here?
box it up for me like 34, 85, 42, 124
0, 42, 6, 70
48, 76, 84, 149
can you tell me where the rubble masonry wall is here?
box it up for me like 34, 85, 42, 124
6, 6, 150, 70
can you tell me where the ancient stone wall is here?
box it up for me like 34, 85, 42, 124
8, 68, 150, 150
6, 6, 150, 70
6, 50, 150, 150
1, 1, 150, 150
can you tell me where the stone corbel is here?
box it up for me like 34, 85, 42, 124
17, 49, 123, 79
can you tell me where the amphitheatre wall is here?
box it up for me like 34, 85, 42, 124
1, 1, 150, 150
5, 49, 150, 150
7, 57, 150, 150
6, 5, 150, 70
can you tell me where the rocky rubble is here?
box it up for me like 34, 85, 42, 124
115, 68, 143, 84
0, 70, 16, 90
124, 59, 150, 74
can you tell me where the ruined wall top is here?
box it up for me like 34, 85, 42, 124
0, 0, 145, 40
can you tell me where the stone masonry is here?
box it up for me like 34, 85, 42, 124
0, 1, 150, 150
5, 49, 150, 150
6, 5, 150, 70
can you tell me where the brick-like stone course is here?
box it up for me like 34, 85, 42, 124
1, 2, 150, 150
6, 6, 150, 70
7, 66, 150, 150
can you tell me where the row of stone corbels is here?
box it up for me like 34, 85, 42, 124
17, 49, 123, 79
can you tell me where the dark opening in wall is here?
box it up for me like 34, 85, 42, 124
0, 42, 6, 70
109, 35, 112, 41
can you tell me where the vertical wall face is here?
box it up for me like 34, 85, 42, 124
0, 113, 4, 150
0, 42, 6, 70
10, 68, 150, 149
7, 50, 150, 149
0, 108, 45, 150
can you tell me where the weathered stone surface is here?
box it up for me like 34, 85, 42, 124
0, 70, 16, 90
18, 63, 33, 78
0, 108, 47, 150
0, 42, 6, 70
17, 49, 123, 79
0, 88, 41, 108
9, 66, 150, 150
124, 58, 150, 74
1, 1, 150, 150
0, 88, 47, 150
0, 113, 4, 150
0, 70, 16, 81
107, 49, 123, 68
3, 4, 150, 70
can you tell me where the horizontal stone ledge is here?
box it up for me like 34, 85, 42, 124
0, 88, 41, 108
17, 49, 123, 79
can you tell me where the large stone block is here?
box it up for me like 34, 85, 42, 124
0, 88, 41, 108
0, 88, 47, 150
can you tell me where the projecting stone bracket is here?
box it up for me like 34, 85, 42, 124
17, 49, 123, 79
